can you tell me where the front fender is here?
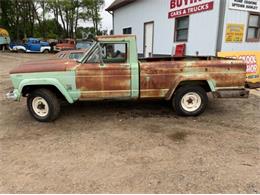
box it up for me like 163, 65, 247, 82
13, 45, 26, 51
18, 78, 74, 103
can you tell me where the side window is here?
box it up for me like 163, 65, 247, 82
100, 43, 127, 63
175, 16, 189, 42
123, 27, 132, 34
247, 13, 260, 42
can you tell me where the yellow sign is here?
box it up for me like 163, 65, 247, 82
225, 24, 244, 43
0, 28, 9, 37
218, 51, 260, 85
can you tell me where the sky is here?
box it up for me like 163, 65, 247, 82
101, 0, 114, 30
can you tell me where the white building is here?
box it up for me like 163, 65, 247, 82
106, 0, 260, 58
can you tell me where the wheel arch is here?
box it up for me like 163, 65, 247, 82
19, 79, 74, 103
166, 79, 216, 100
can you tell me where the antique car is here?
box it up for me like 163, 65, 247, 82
6, 35, 249, 122
9, 38, 51, 53
55, 38, 76, 51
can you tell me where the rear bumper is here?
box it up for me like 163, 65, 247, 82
246, 82, 260, 89
213, 89, 249, 98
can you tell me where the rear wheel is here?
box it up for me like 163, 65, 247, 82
27, 89, 60, 122
172, 85, 208, 116
43, 49, 49, 54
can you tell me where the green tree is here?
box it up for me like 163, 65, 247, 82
0, 0, 105, 40
83, 0, 104, 35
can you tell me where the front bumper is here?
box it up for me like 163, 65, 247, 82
6, 89, 20, 101
213, 89, 249, 98
54, 47, 61, 52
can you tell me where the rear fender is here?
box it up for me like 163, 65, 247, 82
165, 78, 216, 100
40, 46, 51, 53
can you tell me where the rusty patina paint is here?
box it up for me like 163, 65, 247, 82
140, 60, 246, 99
10, 59, 78, 74
76, 63, 131, 99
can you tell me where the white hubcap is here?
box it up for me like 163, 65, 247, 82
32, 97, 49, 117
181, 92, 202, 112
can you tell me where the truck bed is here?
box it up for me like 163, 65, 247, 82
139, 56, 226, 62
139, 57, 246, 99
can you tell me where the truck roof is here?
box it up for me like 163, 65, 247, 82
96, 35, 136, 42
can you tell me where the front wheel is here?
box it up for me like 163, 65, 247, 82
27, 89, 60, 122
172, 85, 208, 116
17, 49, 25, 53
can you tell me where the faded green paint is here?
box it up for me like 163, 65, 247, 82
129, 37, 139, 98
207, 80, 216, 92
10, 71, 80, 103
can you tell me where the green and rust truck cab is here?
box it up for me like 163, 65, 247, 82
6, 35, 249, 122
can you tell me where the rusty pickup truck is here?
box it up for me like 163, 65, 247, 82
6, 35, 249, 122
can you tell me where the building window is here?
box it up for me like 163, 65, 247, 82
175, 16, 189, 42
247, 13, 260, 41
123, 27, 132, 34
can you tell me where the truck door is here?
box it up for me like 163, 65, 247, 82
76, 42, 131, 100
30, 40, 41, 52
100, 42, 131, 99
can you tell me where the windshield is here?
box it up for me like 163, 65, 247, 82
76, 42, 92, 49
77, 41, 97, 63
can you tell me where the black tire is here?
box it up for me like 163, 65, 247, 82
27, 89, 60, 122
43, 49, 49, 54
172, 85, 208, 116
18, 49, 25, 53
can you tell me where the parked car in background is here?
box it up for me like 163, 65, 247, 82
55, 49, 86, 60
76, 40, 93, 50
0, 27, 11, 51
55, 38, 76, 51
6, 35, 249, 122
9, 38, 51, 53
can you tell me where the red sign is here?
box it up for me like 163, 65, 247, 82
168, 1, 214, 19
170, 0, 203, 9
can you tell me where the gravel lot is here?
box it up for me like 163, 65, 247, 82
0, 52, 259, 193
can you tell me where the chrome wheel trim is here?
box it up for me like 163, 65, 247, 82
181, 92, 202, 112
32, 97, 49, 117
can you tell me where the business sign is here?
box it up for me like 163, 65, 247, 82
225, 24, 245, 42
218, 51, 260, 84
168, 0, 214, 19
229, 0, 260, 12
